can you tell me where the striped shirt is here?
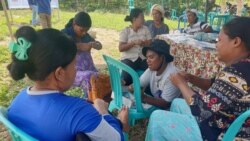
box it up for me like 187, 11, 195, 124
183, 21, 209, 34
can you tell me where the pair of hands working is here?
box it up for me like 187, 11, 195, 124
92, 98, 129, 132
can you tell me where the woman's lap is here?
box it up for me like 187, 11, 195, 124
145, 98, 202, 141
73, 70, 98, 98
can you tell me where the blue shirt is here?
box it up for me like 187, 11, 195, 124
37, 0, 51, 15
62, 27, 97, 72
145, 20, 169, 38
7, 88, 124, 141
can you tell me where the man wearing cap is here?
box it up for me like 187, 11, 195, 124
145, 4, 169, 38
183, 9, 212, 34
135, 39, 180, 109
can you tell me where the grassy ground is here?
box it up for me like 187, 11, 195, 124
0, 9, 179, 105
0, 9, 179, 140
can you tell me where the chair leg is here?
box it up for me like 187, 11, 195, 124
123, 132, 128, 141
129, 118, 135, 126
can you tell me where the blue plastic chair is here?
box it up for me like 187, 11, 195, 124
208, 12, 218, 25
197, 11, 205, 22
171, 9, 178, 20
211, 15, 232, 32
136, 70, 144, 77
222, 110, 250, 141
0, 106, 38, 141
177, 13, 187, 31
103, 55, 157, 126
147, 2, 153, 14
128, 0, 134, 12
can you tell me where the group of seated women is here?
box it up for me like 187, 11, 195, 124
5, 4, 250, 141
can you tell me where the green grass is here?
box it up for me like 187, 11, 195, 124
0, 10, 179, 40
0, 9, 178, 107
0, 9, 180, 140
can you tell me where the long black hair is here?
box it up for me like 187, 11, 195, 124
124, 8, 143, 23
8, 26, 77, 81
65, 11, 92, 28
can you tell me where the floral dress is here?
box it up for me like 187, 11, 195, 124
62, 27, 98, 98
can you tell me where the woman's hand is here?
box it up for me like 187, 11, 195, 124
133, 40, 143, 46
169, 72, 188, 88
141, 40, 151, 46
92, 41, 102, 50
117, 106, 129, 132
93, 98, 109, 115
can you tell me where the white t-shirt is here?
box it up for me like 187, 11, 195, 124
119, 25, 152, 62
140, 63, 180, 102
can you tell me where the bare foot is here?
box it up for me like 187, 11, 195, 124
118, 106, 129, 132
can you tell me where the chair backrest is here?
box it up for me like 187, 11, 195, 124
197, 11, 205, 22
222, 110, 250, 141
103, 55, 144, 112
0, 106, 38, 141
211, 15, 232, 32
128, 0, 134, 12
177, 14, 187, 30
208, 12, 218, 25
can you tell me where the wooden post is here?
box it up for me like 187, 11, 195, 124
9, 8, 13, 23
1, 0, 14, 40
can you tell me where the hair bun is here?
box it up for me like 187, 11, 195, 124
124, 15, 131, 22
15, 26, 37, 43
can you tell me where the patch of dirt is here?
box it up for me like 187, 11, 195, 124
90, 27, 120, 71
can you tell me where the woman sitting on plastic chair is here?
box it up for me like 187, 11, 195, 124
145, 17, 250, 141
183, 9, 212, 34
119, 8, 152, 85
129, 39, 180, 109
7, 26, 129, 141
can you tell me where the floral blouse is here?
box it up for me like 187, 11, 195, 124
190, 57, 250, 141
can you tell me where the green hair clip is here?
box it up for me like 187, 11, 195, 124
9, 38, 31, 61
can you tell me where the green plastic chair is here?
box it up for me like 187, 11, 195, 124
211, 15, 232, 32
0, 106, 38, 141
208, 12, 218, 25
197, 11, 205, 22
222, 110, 250, 141
128, 0, 134, 12
103, 55, 157, 126
171, 9, 178, 20
147, 2, 153, 14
